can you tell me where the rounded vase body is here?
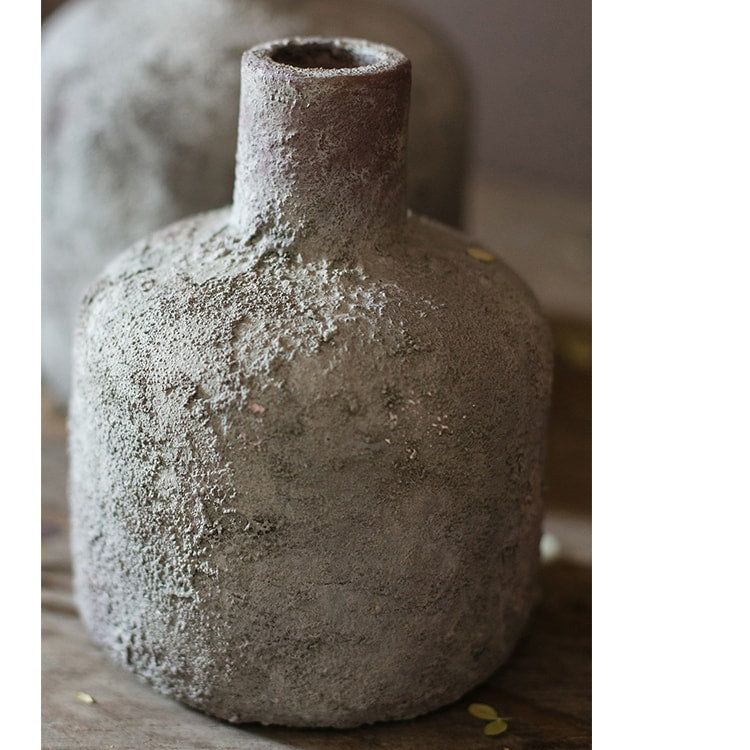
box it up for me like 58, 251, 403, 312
69, 39, 551, 728
42, 0, 468, 403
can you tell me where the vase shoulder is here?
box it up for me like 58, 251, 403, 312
81, 207, 551, 397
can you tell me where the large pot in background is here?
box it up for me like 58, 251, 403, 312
68, 38, 551, 728
42, 0, 468, 403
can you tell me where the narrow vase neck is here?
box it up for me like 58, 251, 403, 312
231, 38, 411, 258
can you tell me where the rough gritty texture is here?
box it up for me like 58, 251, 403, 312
41, 0, 468, 403
231, 41, 411, 255
68, 39, 552, 729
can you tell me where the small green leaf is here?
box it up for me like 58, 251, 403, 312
468, 703, 498, 720
484, 718, 508, 736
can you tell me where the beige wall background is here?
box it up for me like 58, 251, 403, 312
394, 0, 591, 194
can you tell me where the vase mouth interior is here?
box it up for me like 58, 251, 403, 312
249, 37, 408, 78
270, 40, 380, 70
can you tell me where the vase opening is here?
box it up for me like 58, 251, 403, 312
270, 41, 373, 70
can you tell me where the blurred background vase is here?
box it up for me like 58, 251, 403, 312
42, 0, 469, 404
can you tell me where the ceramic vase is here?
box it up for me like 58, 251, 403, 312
69, 38, 552, 728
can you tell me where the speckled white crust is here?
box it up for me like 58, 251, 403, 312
41, 0, 468, 403
68, 39, 551, 728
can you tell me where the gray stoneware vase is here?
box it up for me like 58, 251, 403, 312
42, 0, 468, 404
69, 38, 553, 729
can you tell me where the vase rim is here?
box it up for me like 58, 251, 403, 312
243, 37, 410, 80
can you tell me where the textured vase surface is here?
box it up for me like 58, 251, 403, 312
69, 38, 552, 728
42, 0, 469, 403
